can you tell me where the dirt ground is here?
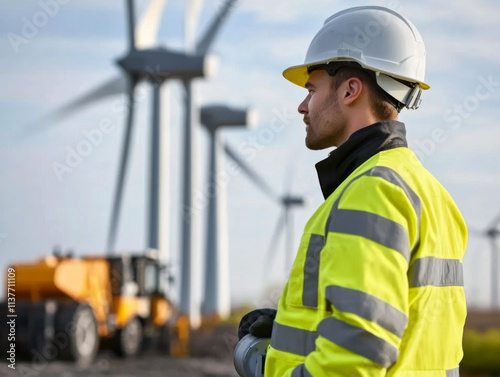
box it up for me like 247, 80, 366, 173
0, 324, 240, 377
1, 354, 238, 377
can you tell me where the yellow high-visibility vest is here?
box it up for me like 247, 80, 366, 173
264, 147, 467, 377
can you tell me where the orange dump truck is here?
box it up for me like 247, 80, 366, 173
1, 253, 174, 364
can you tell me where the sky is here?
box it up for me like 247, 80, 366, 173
0, 0, 499, 311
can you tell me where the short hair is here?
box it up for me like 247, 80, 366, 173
330, 66, 399, 121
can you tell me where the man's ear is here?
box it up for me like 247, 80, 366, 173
342, 77, 363, 105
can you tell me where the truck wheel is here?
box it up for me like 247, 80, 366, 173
115, 317, 143, 357
1, 301, 54, 360
56, 303, 99, 364
28, 302, 51, 360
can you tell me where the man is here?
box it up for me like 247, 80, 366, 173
238, 6, 467, 377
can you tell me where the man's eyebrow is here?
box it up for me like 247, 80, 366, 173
305, 82, 315, 89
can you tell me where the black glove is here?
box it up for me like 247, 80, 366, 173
238, 308, 277, 340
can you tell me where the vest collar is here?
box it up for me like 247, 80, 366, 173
315, 121, 408, 199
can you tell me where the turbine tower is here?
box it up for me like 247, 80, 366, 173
200, 105, 256, 319
178, 0, 237, 327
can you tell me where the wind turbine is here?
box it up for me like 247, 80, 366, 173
223, 144, 308, 275
199, 105, 256, 319
111, 0, 222, 261
268, 194, 308, 272
27, 0, 214, 264
178, 0, 238, 327
470, 214, 500, 308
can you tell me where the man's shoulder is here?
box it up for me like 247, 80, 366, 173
374, 147, 460, 208
345, 147, 449, 200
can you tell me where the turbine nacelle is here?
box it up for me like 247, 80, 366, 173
282, 195, 306, 207
200, 105, 257, 132
486, 228, 500, 238
116, 48, 217, 80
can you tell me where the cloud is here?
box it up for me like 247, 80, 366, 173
236, 0, 382, 24
440, 125, 500, 155
236, 0, 333, 23
441, 171, 500, 188
404, 0, 500, 28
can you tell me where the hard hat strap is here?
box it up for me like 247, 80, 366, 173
308, 61, 422, 111
307, 61, 364, 76
309, 62, 405, 111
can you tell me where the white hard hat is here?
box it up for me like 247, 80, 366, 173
283, 6, 429, 110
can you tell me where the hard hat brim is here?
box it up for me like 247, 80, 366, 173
283, 62, 430, 90
282, 64, 310, 88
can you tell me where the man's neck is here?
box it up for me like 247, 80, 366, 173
316, 121, 407, 199
337, 109, 387, 147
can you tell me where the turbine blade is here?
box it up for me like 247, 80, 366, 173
262, 211, 287, 278
107, 78, 138, 255
126, 0, 137, 50
135, 0, 168, 49
195, 0, 236, 55
26, 76, 127, 132
185, 0, 204, 51
223, 142, 278, 202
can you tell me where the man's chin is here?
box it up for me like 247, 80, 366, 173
305, 137, 327, 151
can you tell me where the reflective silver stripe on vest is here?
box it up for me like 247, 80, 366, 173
325, 285, 408, 338
326, 166, 421, 258
368, 166, 422, 226
366, 166, 422, 255
446, 367, 460, 377
328, 208, 411, 262
270, 322, 317, 356
291, 364, 313, 377
317, 317, 399, 368
303, 234, 325, 308
409, 257, 464, 287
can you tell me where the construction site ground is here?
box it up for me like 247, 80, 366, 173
2, 355, 237, 377
1, 324, 240, 377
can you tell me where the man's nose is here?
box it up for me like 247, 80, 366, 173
298, 95, 309, 114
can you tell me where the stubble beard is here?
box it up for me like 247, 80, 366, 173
304, 91, 342, 150
305, 114, 330, 150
